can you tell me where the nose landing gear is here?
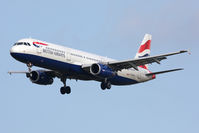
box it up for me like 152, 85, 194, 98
26, 62, 33, 78
27, 62, 33, 72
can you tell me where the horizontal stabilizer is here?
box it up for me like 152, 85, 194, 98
146, 68, 183, 76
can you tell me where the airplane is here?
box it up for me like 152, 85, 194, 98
9, 34, 188, 95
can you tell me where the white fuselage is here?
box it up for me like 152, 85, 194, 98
10, 38, 153, 85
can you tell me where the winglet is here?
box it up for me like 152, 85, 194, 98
180, 50, 188, 53
180, 50, 191, 55
8, 72, 12, 75
186, 49, 191, 55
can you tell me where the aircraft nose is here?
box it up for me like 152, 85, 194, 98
10, 46, 19, 58
10, 45, 22, 53
10, 46, 15, 53
10, 46, 15, 58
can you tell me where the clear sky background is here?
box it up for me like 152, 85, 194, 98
0, 0, 198, 133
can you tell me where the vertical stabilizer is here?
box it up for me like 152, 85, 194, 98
135, 34, 152, 69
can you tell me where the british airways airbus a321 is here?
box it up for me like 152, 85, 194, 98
9, 34, 188, 95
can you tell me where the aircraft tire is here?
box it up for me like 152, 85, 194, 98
101, 82, 106, 90
65, 86, 71, 94
106, 82, 111, 89
60, 87, 66, 95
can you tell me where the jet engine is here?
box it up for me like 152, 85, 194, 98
90, 63, 116, 78
29, 70, 53, 85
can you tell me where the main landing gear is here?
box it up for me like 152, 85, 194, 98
60, 77, 71, 95
100, 79, 111, 90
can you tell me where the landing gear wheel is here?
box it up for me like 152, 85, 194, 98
101, 82, 106, 90
60, 76, 72, 95
65, 86, 71, 94
106, 82, 111, 89
101, 82, 111, 90
60, 87, 66, 95
26, 73, 30, 78
60, 86, 71, 95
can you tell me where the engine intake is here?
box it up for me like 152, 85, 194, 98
29, 70, 53, 85
90, 63, 115, 78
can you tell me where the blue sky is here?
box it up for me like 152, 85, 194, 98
0, 0, 198, 133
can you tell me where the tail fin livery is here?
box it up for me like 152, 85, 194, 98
135, 34, 152, 69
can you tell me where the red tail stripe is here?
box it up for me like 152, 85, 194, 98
33, 42, 48, 46
138, 40, 151, 53
139, 65, 148, 69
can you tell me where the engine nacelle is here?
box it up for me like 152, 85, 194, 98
90, 63, 116, 78
29, 70, 53, 85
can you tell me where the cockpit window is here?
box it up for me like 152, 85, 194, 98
23, 42, 27, 45
16, 42, 23, 45
14, 42, 31, 46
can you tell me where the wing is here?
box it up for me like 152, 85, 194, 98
8, 69, 59, 78
107, 50, 188, 71
8, 71, 28, 75
8, 69, 93, 80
